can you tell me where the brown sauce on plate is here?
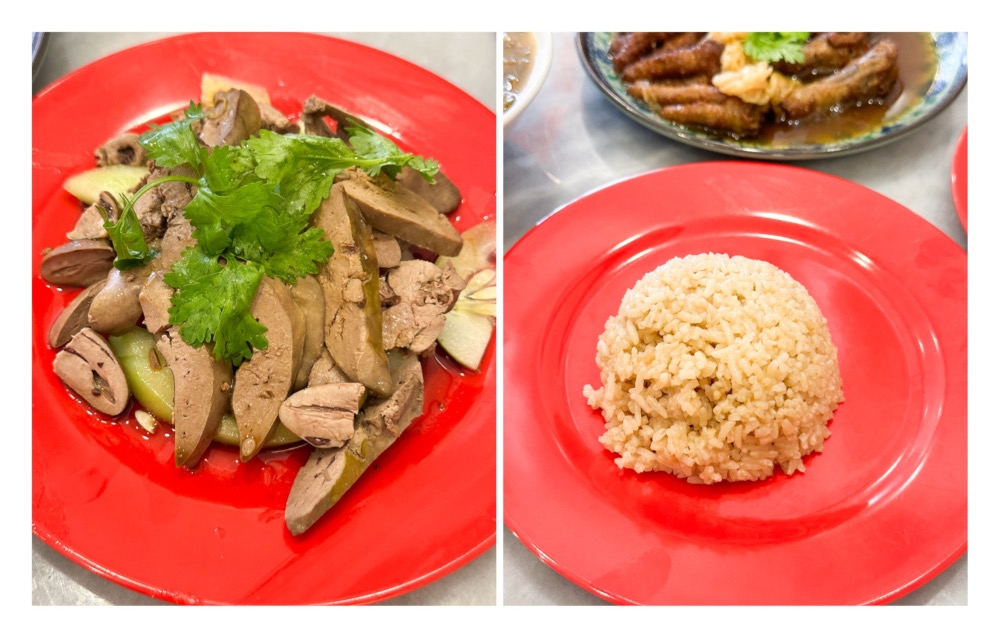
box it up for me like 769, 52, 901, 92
757, 33, 937, 146
503, 32, 536, 112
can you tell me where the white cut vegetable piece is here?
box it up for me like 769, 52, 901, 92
437, 268, 497, 370
435, 219, 496, 279
436, 308, 495, 371
63, 165, 149, 206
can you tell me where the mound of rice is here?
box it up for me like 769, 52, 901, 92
583, 253, 844, 484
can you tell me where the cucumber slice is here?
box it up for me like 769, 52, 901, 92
108, 328, 174, 422
108, 327, 300, 449
63, 165, 149, 206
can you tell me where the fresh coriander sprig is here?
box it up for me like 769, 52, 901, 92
743, 32, 810, 64
99, 174, 198, 269
109, 100, 442, 366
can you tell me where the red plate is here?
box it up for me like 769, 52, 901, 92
951, 125, 968, 231
32, 33, 496, 605
504, 162, 966, 605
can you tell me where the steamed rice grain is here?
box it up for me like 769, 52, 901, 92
583, 253, 844, 484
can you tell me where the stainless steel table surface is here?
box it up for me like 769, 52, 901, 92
502, 32, 968, 606
31, 31, 497, 607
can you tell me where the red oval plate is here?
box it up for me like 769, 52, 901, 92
32, 33, 496, 605
951, 125, 968, 231
504, 162, 966, 605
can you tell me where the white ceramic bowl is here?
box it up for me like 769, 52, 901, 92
502, 32, 553, 133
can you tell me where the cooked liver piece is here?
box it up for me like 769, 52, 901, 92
258, 102, 299, 134
155, 214, 197, 270
39, 239, 115, 287
382, 260, 466, 354
277, 382, 366, 448
48, 279, 106, 348
371, 231, 402, 269
359, 355, 424, 437
94, 132, 147, 167
87, 264, 151, 335
158, 328, 233, 467
379, 275, 400, 306
53, 327, 131, 416
307, 349, 353, 386
288, 274, 326, 391
312, 184, 393, 397
284, 355, 424, 535
138, 270, 174, 334
66, 192, 117, 241
338, 167, 463, 257
395, 166, 462, 215
300, 95, 354, 141
132, 164, 198, 243
231, 276, 306, 462
197, 89, 262, 148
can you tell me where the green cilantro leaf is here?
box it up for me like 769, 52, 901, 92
128, 100, 440, 365
246, 130, 352, 219
743, 32, 810, 64
183, 182, 283, 256
347, 126, 439, 181
139, 102, 206, 169
100, 197, 158, 270
163, 248, 267, 366
199, 144, 257, 193
247, 226, 334, 282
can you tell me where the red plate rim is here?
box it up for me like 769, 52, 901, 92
32, 32, 497, 605
951, 125, 968, 231
503, 161, 967, 605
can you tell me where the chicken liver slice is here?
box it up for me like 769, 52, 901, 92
312, 184, 393, 397
158, 327, 233, 468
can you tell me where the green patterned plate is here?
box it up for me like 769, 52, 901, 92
578, 32, 967, 160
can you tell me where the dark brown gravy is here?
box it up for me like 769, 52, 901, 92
756, 33, 937, 146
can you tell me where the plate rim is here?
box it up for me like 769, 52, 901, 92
503, 160, 967, 605
32, 31, 497, 605
576, 32, 969, 161
951, 124, 969, 231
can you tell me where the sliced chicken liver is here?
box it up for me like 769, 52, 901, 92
277, 382, 366, 448
338, 168, 463, 257
138, 270, 174, 334
158, 328, 233, 467
312, 184, 393, 397
48, 279, 107, 348
197, 89, 262, 148
382, 260, 466, 354
284, 354, 424, 535
396, 165, 462, 215
288, 274, 326, 392
231, 276, 306, 462
53, 327, 130, 417
307, 349, 353, 387
39, 239, 115, 287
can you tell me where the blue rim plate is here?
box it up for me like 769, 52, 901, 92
32, 32, 49, 81
577, 32, 968, 160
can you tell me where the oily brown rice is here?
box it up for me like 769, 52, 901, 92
583, 253, 844, 484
